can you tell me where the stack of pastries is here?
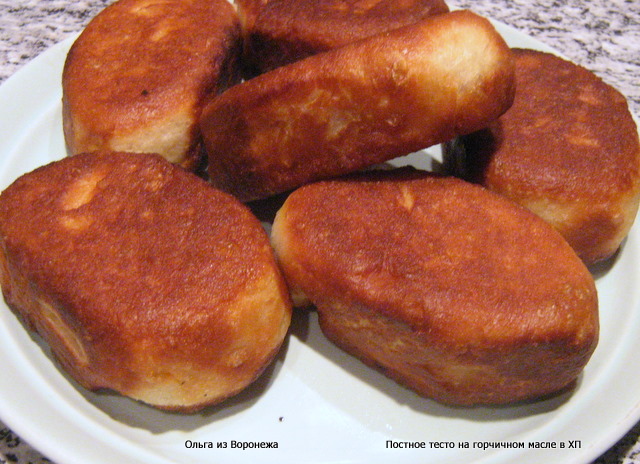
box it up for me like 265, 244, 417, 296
0, 0, 637, 411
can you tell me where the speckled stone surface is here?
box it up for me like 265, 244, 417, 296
453, 0, 640, 119
0, 1, 639, 463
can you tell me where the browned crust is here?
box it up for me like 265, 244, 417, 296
0, 152, 292, 411
62, 0, 243, 170
271, 169, 598, 405
447, 48, 640, 264
236, 0, 449, 75
201, 10, 515, 202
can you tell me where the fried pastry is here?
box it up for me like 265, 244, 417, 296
62, 0, 242, 170
444, 48, 640, 265
236, 0, 449, 75
200, 10, 515, 202
0, 152, 291, 412
271, 169, 599, 405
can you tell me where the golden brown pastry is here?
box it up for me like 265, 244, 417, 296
271, 169, 599, 405
236, 0, 449, 76
200, 10, 515, 202
0, 152, 291, 412
444, 48, 640, 265
62, 0, 242, 170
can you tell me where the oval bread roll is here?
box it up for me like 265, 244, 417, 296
444, 48, 640, 265
0, 152, 291, 412
236, 0, 449, 75
200, 10, 515, 202
271, 169, 599, 405
62, 0, 242, 170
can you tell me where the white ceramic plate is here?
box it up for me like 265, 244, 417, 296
0, 20, 638, 464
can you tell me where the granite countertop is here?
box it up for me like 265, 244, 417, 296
0, 1, 639, 463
